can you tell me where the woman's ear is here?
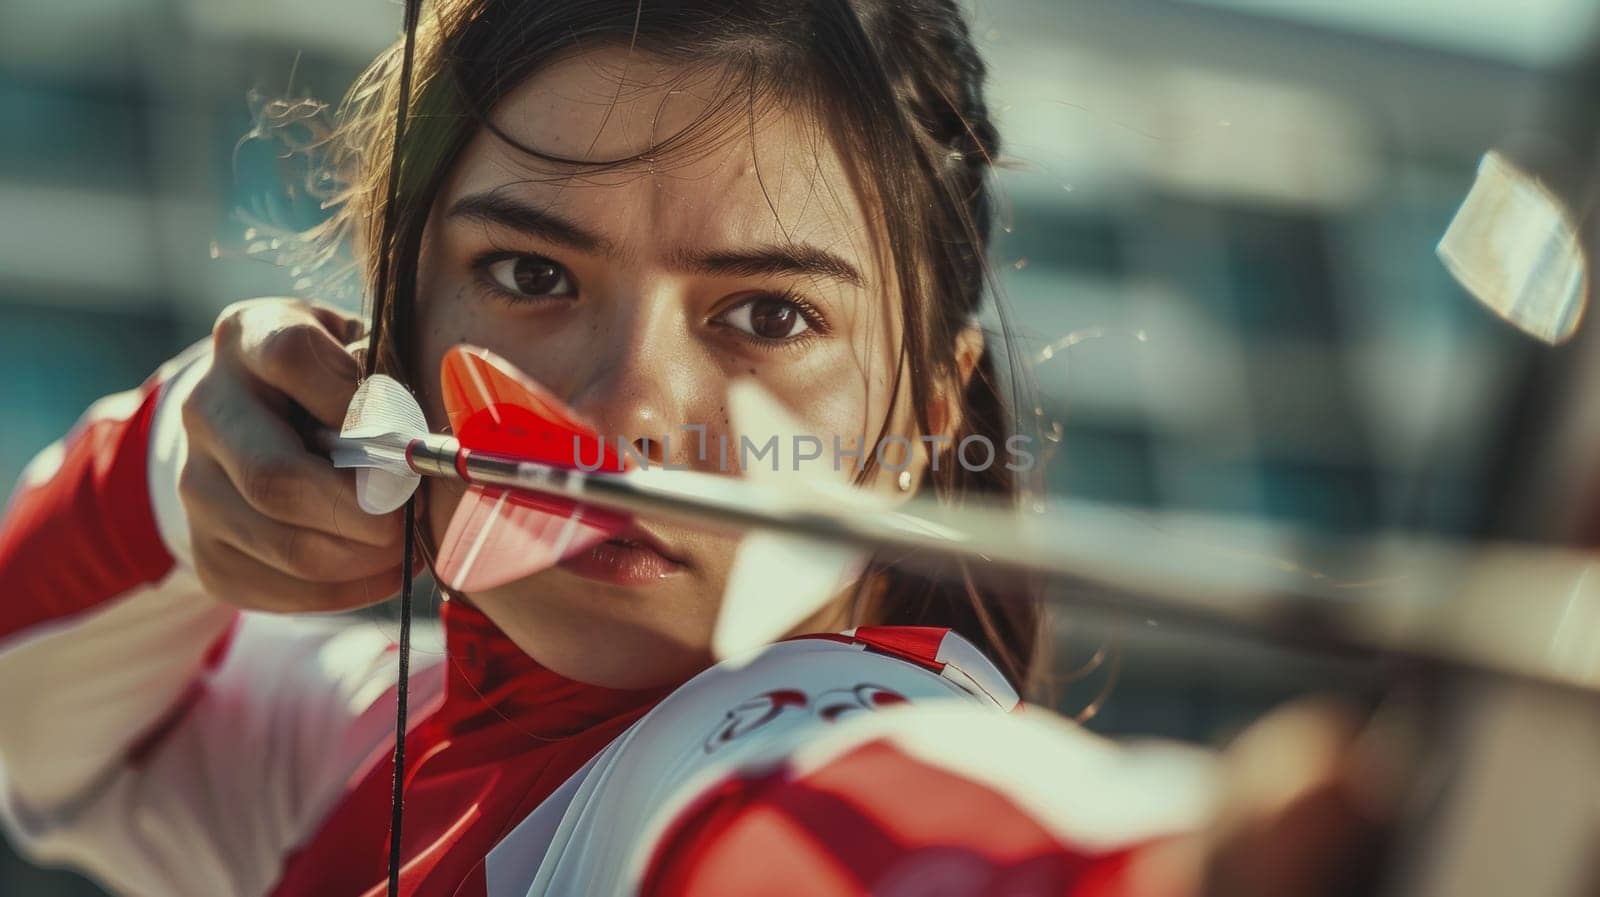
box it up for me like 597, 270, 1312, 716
927, 324, 985, 441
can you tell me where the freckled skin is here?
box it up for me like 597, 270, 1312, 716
412, 48, 941, 689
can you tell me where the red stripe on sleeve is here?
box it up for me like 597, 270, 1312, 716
639, 739, 1168, 897
0, 381, 175, 641
848, 626, 948, 672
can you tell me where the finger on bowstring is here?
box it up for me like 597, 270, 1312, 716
196, 467, 405, 583
198, 536, 407, 614
193, 405, 404, 547
239, 309, 364, 429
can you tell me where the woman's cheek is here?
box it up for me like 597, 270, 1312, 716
767, 347, 916, 495
767, 378, 877, 484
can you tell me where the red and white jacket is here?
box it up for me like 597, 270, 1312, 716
0, 348, 1217, 897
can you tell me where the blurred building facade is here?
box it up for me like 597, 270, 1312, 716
2, 0, 1594, 892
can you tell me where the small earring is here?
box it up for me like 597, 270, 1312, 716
896, 470, 913, 492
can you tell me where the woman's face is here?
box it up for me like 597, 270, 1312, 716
414, 48, 936, 688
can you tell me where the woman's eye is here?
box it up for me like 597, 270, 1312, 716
482, 254, 576, 300
717, 294, 816, 342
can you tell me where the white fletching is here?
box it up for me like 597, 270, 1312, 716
335, 374, 429, 515
352, 468, 418, 516
714, 380, 871, 659
344, 374, 429, 440
1438, 151, 1588, 345
714, 531, 864, 660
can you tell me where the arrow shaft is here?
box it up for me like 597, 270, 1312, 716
321, 431, 1600, 697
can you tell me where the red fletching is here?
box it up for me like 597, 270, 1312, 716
440, 345, 626, 473
434, 346, 630, 592
435, 486, 623, 592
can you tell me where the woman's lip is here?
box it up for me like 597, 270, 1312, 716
557, 526, 686, 586
613, 524, 686, 565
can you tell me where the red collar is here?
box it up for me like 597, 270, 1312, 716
435, 596, 669, 741
268, 597, 670, 897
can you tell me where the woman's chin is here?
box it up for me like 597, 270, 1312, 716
536, 626, 715, 690
473, 572, 719, 690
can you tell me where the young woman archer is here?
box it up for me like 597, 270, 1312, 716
0, 2, 1380, 896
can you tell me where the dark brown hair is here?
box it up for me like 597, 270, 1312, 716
315, 0, 1045, 690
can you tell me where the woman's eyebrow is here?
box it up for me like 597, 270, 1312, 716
667, 245, 864, 288
446, 192, 614, 255
447, 190, 863, 287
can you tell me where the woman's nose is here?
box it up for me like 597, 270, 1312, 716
566, 343, 707, 471
583, 379, 717, 470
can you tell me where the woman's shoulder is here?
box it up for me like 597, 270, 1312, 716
571, 626, 1021, 813
624, 626, 1021, 769
575, 627, 1013, 776
496, 628, 1040, 894
502, 630, 1215, 896
680, 625, 1021, 717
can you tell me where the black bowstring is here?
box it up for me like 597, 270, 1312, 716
372, 0, 423, 895
389, 505, 416, 897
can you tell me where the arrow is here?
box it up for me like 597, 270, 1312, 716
324, 345, 887, 652
323, 346, 1600, 695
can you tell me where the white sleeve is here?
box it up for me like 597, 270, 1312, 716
0, 345, 443, 897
